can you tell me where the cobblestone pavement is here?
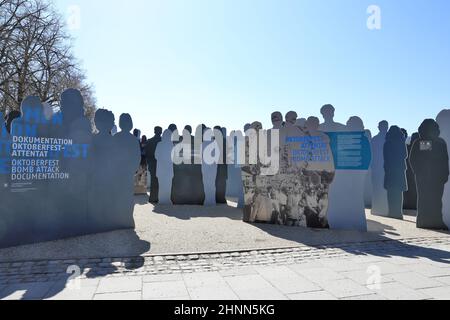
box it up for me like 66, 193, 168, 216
1, 236, 449, 300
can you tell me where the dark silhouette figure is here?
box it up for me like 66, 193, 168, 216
401, 128, 408, 140
171, 125, 205, 205
168, 124, 177, 133
371, 121, 390, 216
383, 126, 408, 220
410, 119, 449, 230
319, 104, 346, 132
215, 126, 228, 204
271, 112, 283, 130
0, 111, 12, 246
88, 109, 117, 233
140, 135, 147, 166
5, 110, 21, 134
155, 130, 175, 204
56, 89, 92, 238
145, 126, 162, 203
436, 109, 450, 228
112, 114, 141, 229
9, 97, 51, 244
404, 133, 420, 210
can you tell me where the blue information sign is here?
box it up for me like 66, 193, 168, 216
326, 132, 371, 170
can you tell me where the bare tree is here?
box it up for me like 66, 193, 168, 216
0, 0, 96, 119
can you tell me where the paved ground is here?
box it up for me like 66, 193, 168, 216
1, 196, 449, 262
0, 237, 449, 300
0, 196, 449, 300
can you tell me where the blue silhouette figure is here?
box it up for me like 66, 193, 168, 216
112, 114, 141, 229
55, 89, 92, 238
88, 109, 117, 233
410, 119, 449, 230
145, 126, 163, 203
371, 121, 389, 216
155, 130, 175, 205
383, 126, 408, 220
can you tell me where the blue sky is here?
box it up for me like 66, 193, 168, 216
55, 0, 450, 136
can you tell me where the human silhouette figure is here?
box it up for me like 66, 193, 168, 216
383, 126, 408, 220
88, 109, 117, 233
271, 112, 283, 129
5, 110, 21, 134
303, 116, 335, 228
113, 114, 141, 229
140, 135, 147, 166
56, 89, 92, 238
226, 130, 245, 208
202, 128, 220, 206
188, 125, 205, 205
404, 132, 420, 210
155, 130, 175, 205
215, 126, 228, 204
371, 121, 390, 216
436, 109, 450, 228
319, 104, 346, 132
364, 129, 373, 208
145, 126, 162, 203
9, 97, 52, 242
326, 116, 370, 232
168, 124, 177, 133
296, 118, 307, 130
284, 112, 297, 128
0, 111, 12, 246
410, 119, 449, 230
171, 125, 205, 205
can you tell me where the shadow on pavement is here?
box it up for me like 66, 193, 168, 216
0, 230, 150, 300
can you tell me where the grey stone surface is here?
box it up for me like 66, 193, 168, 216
0, 214, 449, 300
1, 198, 449, 262
225, 275, 286, 300
318, 279, 373, 299
288, 291, 338, 300
94, 291, 142, 300
142, 281, 189, 300
255, 266, 321, 294
96, 276, 142, 294
376, 282, 431, 300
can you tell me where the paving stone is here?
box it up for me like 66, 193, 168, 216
405, 263, 450, 278
96, 276, 142, 294
418, 286, 450, 300
94, 291, 141, 300
143, 274, 183, 283
318, 279, 373, 299
0, 282, 55, 300
288, 291, 338, 300
289, 266, 345, 284
340, 270, 394, 286
142, 281, 188, 300
45, 285, 97, 300
255, 266, 321, 294
319, 259, 365, 272
377, 282, 430, 300
225, 275, 286, 300
220, 267, 258, 277
343, 294, 387, 300
436, 276, 450, 286
389, 272, 445, 290
187, 285, 239, 300
183, 272, 226, 288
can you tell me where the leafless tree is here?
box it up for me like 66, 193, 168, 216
0, 0, 96, 119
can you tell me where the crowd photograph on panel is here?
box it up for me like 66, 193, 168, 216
0, 0, 450, 306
